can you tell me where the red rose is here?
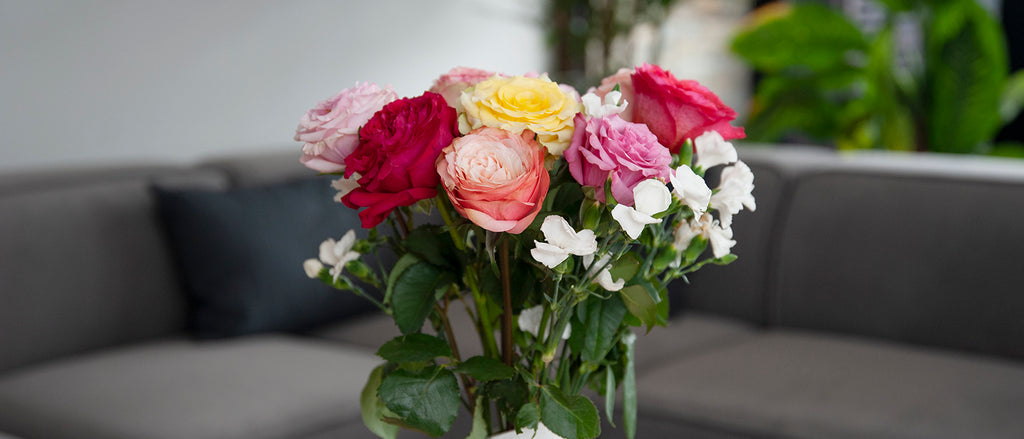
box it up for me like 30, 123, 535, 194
342, 92, 459, 228
631, 63, 745, 153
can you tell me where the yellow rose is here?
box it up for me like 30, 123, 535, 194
458, 75, 580, 155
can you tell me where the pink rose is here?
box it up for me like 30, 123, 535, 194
631, 63, 744, 153
296, 82, 398, 173
591, 68, 635, 121
565, 113, 672, 206
342, 92, 459, 229
436, 127, 550, 234
429, 67, 499, 107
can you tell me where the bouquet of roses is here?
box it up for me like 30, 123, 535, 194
296, 64, 754, 439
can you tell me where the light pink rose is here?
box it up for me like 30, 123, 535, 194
565, 113, 672, 206
429, 67, 498, 107
436, 127, 550, 234
590, 68, 635, 121
295, 82, 398, 173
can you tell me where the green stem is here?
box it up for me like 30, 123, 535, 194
500, 237, 513, 368
435, 194, 466, 251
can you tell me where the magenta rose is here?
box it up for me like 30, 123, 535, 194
631, 63, 744, 153
296, 82, 398, 173
436, 127, 549, 234
565, 113, 672, 206
590, 68, 635, 121
342, 92, 459, 228
429, 66, 498, 107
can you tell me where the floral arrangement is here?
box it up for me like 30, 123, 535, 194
296, 64, 753, 439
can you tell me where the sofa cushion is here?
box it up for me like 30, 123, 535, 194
156, 176, 377, 339
635, 329, 1024, 439
0, 168, 226, 374
0, 336, 381, 439
772, 153, 1024, 360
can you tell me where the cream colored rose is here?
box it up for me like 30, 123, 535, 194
458, 75, 580, 155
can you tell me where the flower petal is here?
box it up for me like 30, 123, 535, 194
632, 179, 671, 217
670, 165, 712, 214
612, 204, 661, 240
531, 241, 571, 268
540, 215, 597, 256
694, 130, 738, 170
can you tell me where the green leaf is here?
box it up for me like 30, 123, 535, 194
451, 356, 516, 382
386, 253, 420, 305
466, 396, 489, 439
619, 285, 658, 330
580, 296, 628, 364
926, 1, 1007, 153
622, 334, 638, 439
378, 366, 461, 437
1001, 70, 1024, 124
605, 366, 617, 428
361, 364, 400, 439
390, 260, 455, 334
403, 226, 459, 272
377, 334, 452, 364
731, 3, 867, 73
539, 385, 601, 439
485, 378, 530, 418
609, 252, 642, 285
515, 402, 541, 431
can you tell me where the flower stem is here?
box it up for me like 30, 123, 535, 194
435, 194, 466, 251
500, 237, 513, 368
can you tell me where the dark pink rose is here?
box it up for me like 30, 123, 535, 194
295, 83, 397, 173
565, 113, 672, 206
436, 127, 549, 234
631, 63, 744, 153
429, 67, 498, 107
342, 92, 459, 228
590, 68, 635, 121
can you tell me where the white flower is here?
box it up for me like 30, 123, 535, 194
710, 161, 756, 227
674, 213, 736, 259
581, 91, 627, 118
331, 174, 361, 202
530, 216, 598, 268
318, 230, 361, 281
611, 180, 671, 240
670, 165, 712, 215
303, 259, 324, 279
694, 130, 738, 170
518, 304, 571, 340
583, 254, 625, 291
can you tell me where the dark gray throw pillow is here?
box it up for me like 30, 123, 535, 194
155, 176, 377, 339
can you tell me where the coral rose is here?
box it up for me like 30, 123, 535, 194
631, 63, 744, 153
459, 75, 580, 155
429, 66, 499, 108
342, 92, 459, 229
436, 127, 550, 234
296, 82, 397, 173
565, 113, 672, 206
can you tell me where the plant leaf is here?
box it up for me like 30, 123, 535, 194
622, 334, 637, 439
619, 285, 658, 330
403, 226, 459, 272
515, 401, 541, 431
539, 385, 601, 439
466, 396, 489, 439
378, 366, 461, 437
605, 366, 617, 428
1001, 70, 1024, 124
731, 3, 867, 73
377, 333, 452, 364
580, 296, 628, 364
451, 356, 516, 382
390, 260, 454, 334
361, 364, 400, 439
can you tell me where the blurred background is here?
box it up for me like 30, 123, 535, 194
1, 0, 1019, 172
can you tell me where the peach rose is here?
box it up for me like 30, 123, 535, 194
436, 127, 550, 234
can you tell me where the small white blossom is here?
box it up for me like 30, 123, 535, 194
694, 130, 738, 170
581, 91, 628, 118
710, 161, 756, 227
530, 215, 598, 268
674, 213, 736, 260
611, 180, 671, 240
518, 304, 571, 340
670, 165, 712, 215
331, 174, 361, 202
583, 254, 625, 291
318, 230, 361, 281
303, 258, 324, 279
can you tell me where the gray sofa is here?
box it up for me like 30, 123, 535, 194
1, 145, 1022, 439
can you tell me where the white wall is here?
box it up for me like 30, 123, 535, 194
0, 1, 547, 171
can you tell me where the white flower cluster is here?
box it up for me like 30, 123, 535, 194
304, 230, 361, 282
530, 216, 626, 292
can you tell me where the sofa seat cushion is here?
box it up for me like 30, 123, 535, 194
634, 329, 1024, 439
0, 336, 381, 439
